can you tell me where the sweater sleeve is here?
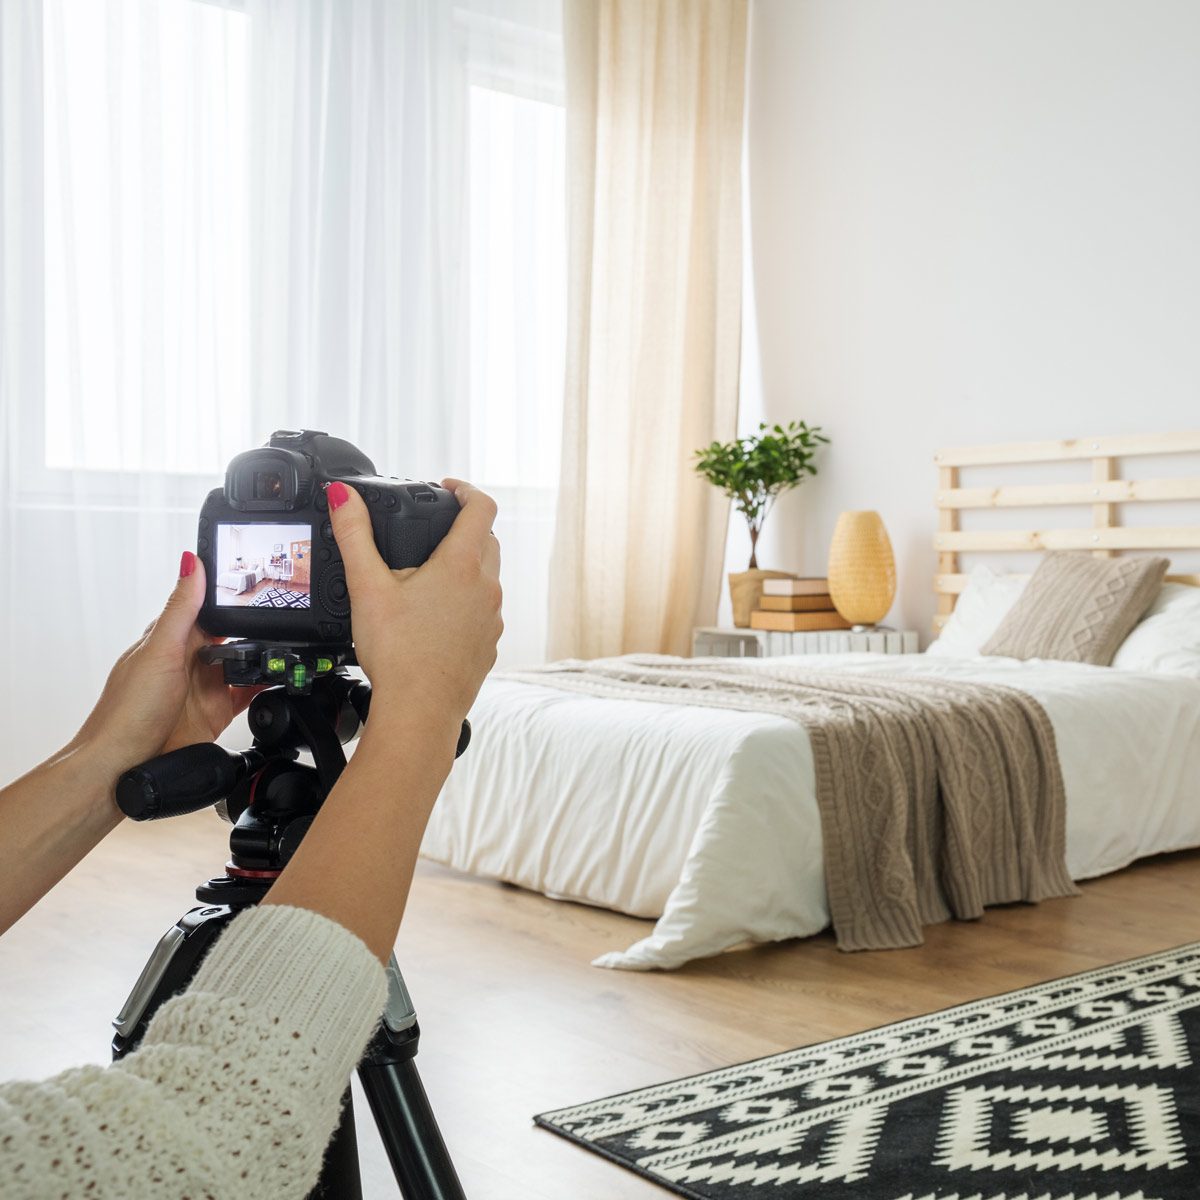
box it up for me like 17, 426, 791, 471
0, 904, 387, 1199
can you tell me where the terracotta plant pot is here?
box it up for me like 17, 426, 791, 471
728, 569, 794, 628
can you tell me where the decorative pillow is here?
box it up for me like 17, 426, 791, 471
925, 566, 1027, 658
980, 552, 1168, 666
1111, 581, 1200, 676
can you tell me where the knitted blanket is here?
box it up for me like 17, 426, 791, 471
501, 657, 1078, 951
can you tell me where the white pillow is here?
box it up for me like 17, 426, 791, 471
925, 565, 1027, 658
1111, 582, 1200, 676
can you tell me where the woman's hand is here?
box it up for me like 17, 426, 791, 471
72, 552, 260, 780
264, 481, 502, 960
0, 553, 264, 932
326, 478, 503, 732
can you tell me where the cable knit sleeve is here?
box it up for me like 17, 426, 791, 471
0, 904, 387, 1199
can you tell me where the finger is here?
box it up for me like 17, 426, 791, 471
327, 481, 390, 597
147, 551, 207, 656
435, 479, 498, 562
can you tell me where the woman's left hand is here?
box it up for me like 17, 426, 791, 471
72, 551, 261, 781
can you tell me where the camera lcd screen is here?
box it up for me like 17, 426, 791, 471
214, 523, 313, 609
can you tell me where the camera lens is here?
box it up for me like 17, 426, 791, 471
256, 471, 284, 500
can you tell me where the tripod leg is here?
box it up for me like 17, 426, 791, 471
357, 957, 466, 1200
112, 904, 238, 1058
359, 1053, 464, 1200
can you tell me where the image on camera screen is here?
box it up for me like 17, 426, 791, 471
214, 523, 313, 609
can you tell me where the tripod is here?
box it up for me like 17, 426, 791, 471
112, 642, 469, 1200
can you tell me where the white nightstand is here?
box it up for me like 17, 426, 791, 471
693, 627, 920, 658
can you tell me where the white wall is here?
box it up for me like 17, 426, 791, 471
739, 0, 1200, 636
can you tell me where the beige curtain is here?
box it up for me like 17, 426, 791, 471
547, 0, 748, 660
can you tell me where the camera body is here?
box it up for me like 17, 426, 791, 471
197, 430, 457, 643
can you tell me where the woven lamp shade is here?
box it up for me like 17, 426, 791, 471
827, 510, 896, 626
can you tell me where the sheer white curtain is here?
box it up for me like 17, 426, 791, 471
0, 0, 564, 771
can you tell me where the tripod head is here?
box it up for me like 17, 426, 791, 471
115, 640, 470, 905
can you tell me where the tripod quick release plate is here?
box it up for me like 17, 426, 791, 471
200, 640, 356, 695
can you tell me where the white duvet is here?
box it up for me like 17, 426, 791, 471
421, 654, 1200, 970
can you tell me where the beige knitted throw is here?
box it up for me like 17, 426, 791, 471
502, 657, 1078, 951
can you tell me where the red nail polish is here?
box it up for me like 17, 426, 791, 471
179, 550, 196, 579
327, 481, 350, 511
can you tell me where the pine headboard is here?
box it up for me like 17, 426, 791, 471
933, 431, 1200, 634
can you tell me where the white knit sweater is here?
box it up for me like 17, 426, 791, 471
0, 905, 387, 1198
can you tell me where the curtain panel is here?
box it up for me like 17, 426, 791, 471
548, 0, 748, 660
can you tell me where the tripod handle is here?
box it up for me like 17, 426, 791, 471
116, 744, 261, 822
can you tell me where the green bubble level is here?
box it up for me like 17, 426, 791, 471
267, 657, 286, 673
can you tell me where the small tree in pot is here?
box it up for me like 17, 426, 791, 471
694, 420, 829, 626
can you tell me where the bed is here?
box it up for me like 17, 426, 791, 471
423, 431, 1200, 970
217, 568, 260, 594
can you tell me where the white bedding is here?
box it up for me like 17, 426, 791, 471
217, 569, 259, 594
422, 654, 1200, 970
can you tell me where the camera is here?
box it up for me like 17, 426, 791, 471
197, 430, 458, 644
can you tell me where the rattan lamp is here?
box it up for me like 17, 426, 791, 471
827, 510, 896, 630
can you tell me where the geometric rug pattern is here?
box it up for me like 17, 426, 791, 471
249, 586, 310, 609
536, 943, 1200, 1198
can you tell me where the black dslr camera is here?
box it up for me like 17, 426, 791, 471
197, 430, 458, 647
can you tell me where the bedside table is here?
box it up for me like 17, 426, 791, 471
693, 627, 920, 658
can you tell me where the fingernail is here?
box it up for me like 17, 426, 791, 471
327, 481, 350, 511
179, 550, 196, 579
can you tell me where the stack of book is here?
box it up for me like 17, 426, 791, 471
749, 578, 850, 631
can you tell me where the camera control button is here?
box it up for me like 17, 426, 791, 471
383, 493, 397, 509
198, 516, 209, 530
366, 486, 381, 503
318, 621, 345, 639
315, 491, 328, 512
319, 547, 332, 562
197, 537, 210, 553
318, 570, 352, 618
321, 520, 335, 542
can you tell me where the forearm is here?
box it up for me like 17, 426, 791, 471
0, 742, 123, 935
0, 904, 386, 1199
261, 700, 460, 962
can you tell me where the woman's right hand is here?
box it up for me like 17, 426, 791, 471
326, 479, 503, 732
261, 480, 501, 959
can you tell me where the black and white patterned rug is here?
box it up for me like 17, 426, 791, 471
536, 943, 1200, 1198
249, 586, 309, 608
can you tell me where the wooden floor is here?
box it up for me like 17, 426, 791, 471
3, 812, 1200, 1198
218, 578, 312, 607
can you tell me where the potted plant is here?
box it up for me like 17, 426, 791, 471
693, 420, 829, 626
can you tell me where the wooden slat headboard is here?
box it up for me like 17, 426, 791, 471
933, 432, 1200, 634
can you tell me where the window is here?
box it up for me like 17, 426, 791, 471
465, 35, 565, 492
42, 0, 249, 475
39, 0, 566, 495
